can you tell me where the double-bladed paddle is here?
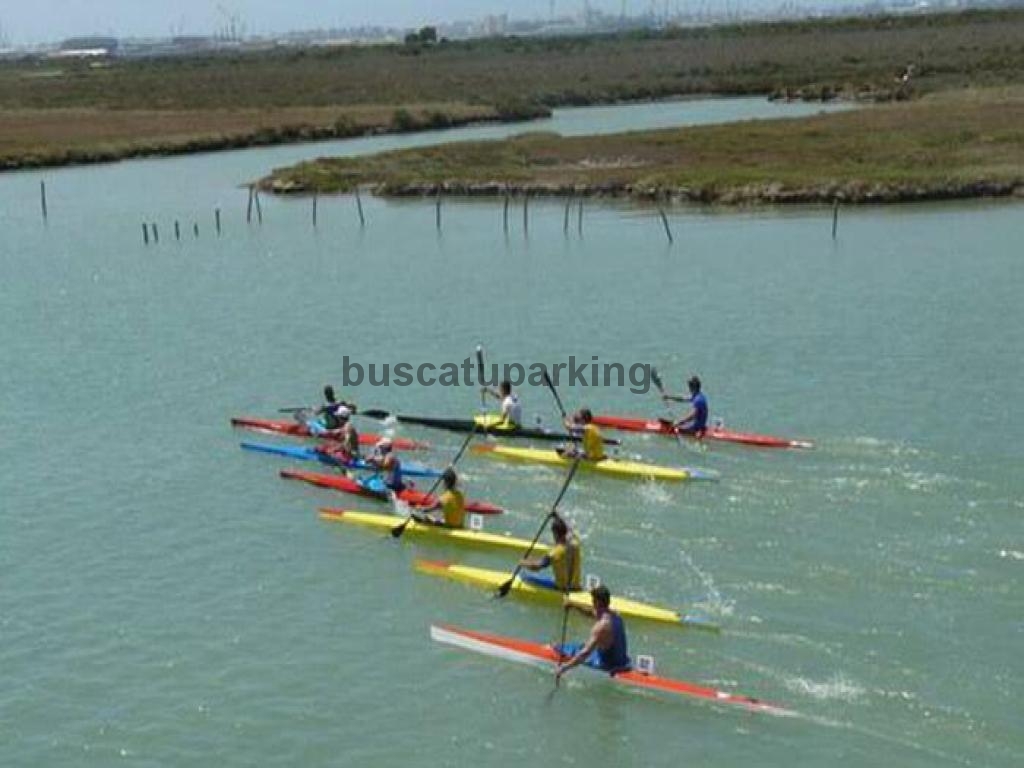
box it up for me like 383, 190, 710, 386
495, 456, 581, 598
476, 345, 487, 409
542, 367, 568, 421
650, 366, 686, 448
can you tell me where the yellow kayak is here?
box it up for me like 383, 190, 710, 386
471, 444, 717, 482
414, 559, 719, 633
319, 509, 548, 556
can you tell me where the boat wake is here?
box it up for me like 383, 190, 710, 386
784, 672, 865, 702
678, 549, 733, 617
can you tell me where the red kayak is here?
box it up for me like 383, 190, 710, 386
230, 417, 427, 451
279, 469, 504, 515
592, 415, 813, 449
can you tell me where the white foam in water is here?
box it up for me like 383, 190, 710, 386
999, 549, 1024, 561
679, 549, 734, 617
785, 673, 865, 702
636, 478, 672, 505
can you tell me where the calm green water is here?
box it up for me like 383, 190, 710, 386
1, 100, 1021, 767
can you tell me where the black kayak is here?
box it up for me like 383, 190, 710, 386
359, 410, 620, 445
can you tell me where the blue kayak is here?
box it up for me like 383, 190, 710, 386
239, 441, 442, 478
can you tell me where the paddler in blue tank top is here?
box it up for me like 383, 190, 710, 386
555, 585, 631, 680
365, 438, 405, 491
662, 375, 709, 438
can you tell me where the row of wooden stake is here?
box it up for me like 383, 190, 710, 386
35, 180, 842, 243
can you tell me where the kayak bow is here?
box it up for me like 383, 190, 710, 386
239, 441, 442, 477
592, 415, 813, 449
415, 559, 718, 632
280, 469, 504, 515
430, 624, 790, 716
319, 509, 545, 554
471, 444, 717, 482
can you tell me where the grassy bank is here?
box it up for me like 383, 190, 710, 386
262, 88, 1024, 204
2, 9, 1024, 170
0, 103, 538, 170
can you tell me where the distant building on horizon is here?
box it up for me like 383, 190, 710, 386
54, 36, 119, 58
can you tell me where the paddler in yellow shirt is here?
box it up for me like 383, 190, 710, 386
419, 469, 466, 529
519, 516, 582, 591
561, 408, 606, 462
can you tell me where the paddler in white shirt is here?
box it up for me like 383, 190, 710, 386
482, 380, 523, 428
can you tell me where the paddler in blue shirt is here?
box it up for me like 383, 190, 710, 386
518, 516, 582, 591
365, 438, 405, 491
661, 375, 709, 438
555, 584, 631, 680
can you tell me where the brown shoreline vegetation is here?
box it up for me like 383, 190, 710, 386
3, 9, 1024, 173
0, 104, 546, 171
262, 88, 1024, 205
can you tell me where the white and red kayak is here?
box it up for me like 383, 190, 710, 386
430, 624, 792, 716
230, 417, 427, 451
592, 415, 813, 449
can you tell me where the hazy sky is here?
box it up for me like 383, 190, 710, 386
0, 1, 711, 44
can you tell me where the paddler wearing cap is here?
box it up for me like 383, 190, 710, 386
365, 437, 404, 491
555, 584, 631, 681
518, 515, 582, 591
559, 408, 606, 462
417, 468, 466, 528
661, 375, 709, 438
307, 385, 357, 434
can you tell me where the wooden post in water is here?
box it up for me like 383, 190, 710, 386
312, 192, 318, 229
577, 197, 584, 236
355, 187, 365, 227
215, 208, 221, 236
152, 223, 160, 243
40, 181, 48, 223
503, 189, 510, 235
563, 196, 572, 235
246, 187, 254, 223
174, 221, 181, 241
658, 207, 673, 245
142, 223, 149, 245
831, 199, 840, 240
435, 189, 442, 232
522, 193, 529, 237
254, 189, 263, 225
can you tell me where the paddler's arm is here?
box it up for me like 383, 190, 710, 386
662, 394, 692, 404
519, 554, 551, 572
555, 623, 603, 680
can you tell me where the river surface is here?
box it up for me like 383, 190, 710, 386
1, 99, 1021, 767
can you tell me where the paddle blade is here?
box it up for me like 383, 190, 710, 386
360, 409, 390, 420
390, 519, 410, 538
495, 578, 513, 598
651, 367, 667, 397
